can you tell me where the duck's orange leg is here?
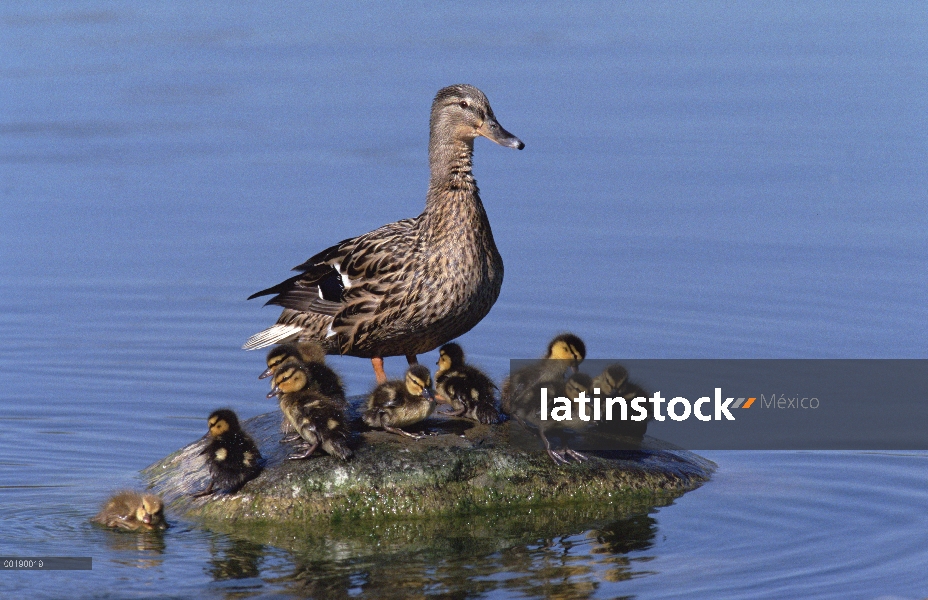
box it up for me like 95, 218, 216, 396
372, 357, 387, 384
405, 354, 418, 365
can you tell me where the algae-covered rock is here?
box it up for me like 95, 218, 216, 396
142, 403, 714, 529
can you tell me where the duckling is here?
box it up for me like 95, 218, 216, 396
192, 409, 263, 497
501, 333, 587, 416
363, 365, 438, 439
590, 363, 650, 445
259, 341, 327, 379
434, 343, 500, 424
591, 364, 629, 397
268, 363, 352, 460
92, 491, 167, 531
244, 85, 524, 384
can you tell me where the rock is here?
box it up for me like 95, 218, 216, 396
142, 405, 715, 534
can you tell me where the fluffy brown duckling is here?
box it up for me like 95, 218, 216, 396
588, 363, 650, 445
259, 341, 327, 379
434, 343, 500, 424
192, 409, 263, 497
268, 363, 352, 460
93, 491, 167, 531
591, 364, 629, 396
501, 333, 586, 415
363, 365, 438, 439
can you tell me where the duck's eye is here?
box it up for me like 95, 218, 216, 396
459, 100, 469, 109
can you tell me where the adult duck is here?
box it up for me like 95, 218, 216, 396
244, 84, 523, 382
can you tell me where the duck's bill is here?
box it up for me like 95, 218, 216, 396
478, 119, 524, 150
266, 388, 282, 399
258, 367, 273, 379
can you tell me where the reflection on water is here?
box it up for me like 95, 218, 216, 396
253, 509, 660, 599
100, 529, 166, 570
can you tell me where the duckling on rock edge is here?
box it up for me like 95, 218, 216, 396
435, 342, 500, 424
501, 332, 587, 416
363, 365, 439, 440
259, 341, 327, 379
192, 409, 263, 497
244, 84, 524, 384
268, 363, 352, 460
92, 491, 167, 531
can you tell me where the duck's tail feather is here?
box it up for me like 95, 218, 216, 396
242, 324, 303, 350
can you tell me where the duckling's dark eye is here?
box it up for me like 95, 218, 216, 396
459, 100, 468, 109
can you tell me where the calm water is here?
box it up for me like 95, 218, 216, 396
2, 2, 926, 598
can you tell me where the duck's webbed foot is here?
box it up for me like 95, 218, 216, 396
563, 447, 588, 462
288, 441, 319, 460
191, 482, 215, 498
441, 406, 466, 417
384, 425, 424, 440
280, 434, 301, 443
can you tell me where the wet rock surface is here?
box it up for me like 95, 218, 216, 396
143, 401, 715, 530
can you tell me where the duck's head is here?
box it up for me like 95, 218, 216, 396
260, 342, 325, 379
267, 364, 308, 398
565, 373, 594, 399
545, 333, 586, 370
206, 409, 241, 438
431, 84, 524, 150
595, 364, 629, 395
405, 365, 435, 402
437, 343, 465, 373
135, 494, 166, 528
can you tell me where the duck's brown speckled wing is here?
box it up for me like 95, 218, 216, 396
245, 218, 419, 353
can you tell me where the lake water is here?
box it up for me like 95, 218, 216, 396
2, 1, 926, 598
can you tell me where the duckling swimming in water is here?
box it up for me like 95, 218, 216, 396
363, 365, 438, 439
268, 363, 352, 460
192, 409, 263, 497
259, 341, 327, 379
434, 343, 500, 424
93, 491, 167, 531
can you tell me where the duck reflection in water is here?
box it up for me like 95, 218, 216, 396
207, 535, 265, 581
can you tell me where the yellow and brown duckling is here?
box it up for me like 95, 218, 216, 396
244, 85, 524, 385
501, 333, 587, 416
259, 341, 327, 379
434, 343, 500, 424
192, 409, 263, 497
363, 365, 438, 439
93, 491, 167, 531
268, 363, 352, 460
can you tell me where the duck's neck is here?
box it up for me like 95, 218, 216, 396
426, 137, 478, 209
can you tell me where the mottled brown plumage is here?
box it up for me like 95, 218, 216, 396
244, 85, 523, 380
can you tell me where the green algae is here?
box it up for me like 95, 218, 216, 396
143, 407, 714, 535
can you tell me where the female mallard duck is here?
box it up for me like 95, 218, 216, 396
93, 491, 167, 531
192, 409, 262, 497
435, 342, 500, 424
259, 341, 327, 379
500, 333, 586, 416
244, 84, 524, 383
268, 363, 352, 460
363, 364, 438, 439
